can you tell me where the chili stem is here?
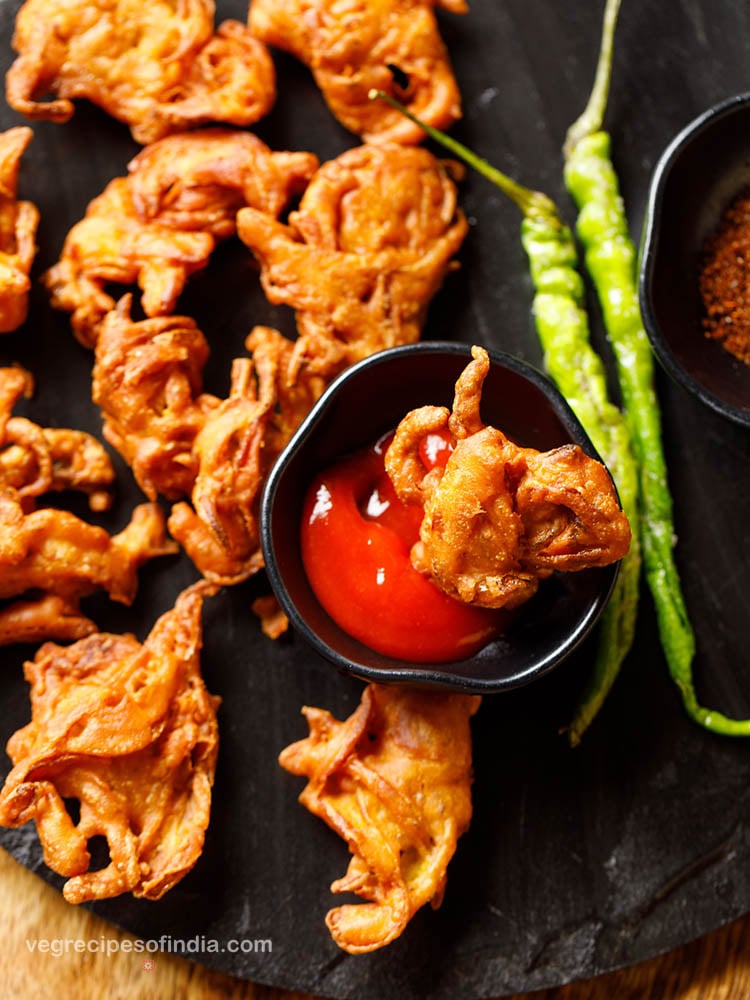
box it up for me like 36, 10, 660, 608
564, 0, 750, 735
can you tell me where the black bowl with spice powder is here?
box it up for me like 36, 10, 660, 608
640, 92, 750, 429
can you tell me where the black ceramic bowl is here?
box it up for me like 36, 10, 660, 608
260, 342, 621, 694
639, 93, 750, 429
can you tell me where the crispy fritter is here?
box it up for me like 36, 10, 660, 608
0, 594, 96, 646
385, 346, 631, 609
44, 129, 317, 346
243, 324, 327, 465
0, 366, 115, 511
6, 0, 276, 144
280, 684, 480, 954
0, 490, 176, 606
92, 304, 319, 589
0, 126, 38, 333
249, 0, 466, 143
168, 356, 273, 585
128, 128, 318, 238
237, 143, 467, 379
168, 324, 328, 586
0, 581, 219, 902
44, 177, 215, 348
92, 296, 219, 501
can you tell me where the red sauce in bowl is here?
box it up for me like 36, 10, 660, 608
300, 433, 503, 662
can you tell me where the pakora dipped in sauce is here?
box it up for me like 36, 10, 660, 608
301, 346, 630, 662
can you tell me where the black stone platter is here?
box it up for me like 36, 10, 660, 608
1, 1, 749, 997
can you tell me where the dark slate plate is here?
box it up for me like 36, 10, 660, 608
1, 1, 749, 996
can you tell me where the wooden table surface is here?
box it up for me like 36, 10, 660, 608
2, 847, 750, 1000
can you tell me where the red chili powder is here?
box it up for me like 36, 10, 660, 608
700, 186, 750, 365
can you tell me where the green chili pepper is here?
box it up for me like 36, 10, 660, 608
564, 0, 750, 734
370, 88, 640, 743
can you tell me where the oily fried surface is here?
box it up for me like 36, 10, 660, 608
168, 327, 325, 585
128, 128, 318, 238
250, 0, 466, 143
0, 364, 174, 644
43, 176, 216, 348
44, 129, 318, 346
0, 365, 115, 511
92, 302, 322, 589
168, 356, 273, 585
0, 490, 176, 607
237, 143, 467, 380
92, 296, 219, 501
280, 684, 480, 954
0, 126, 38, 333
385, 345, 631, 609
6, 0, 276, 143
0, 581, 220, 902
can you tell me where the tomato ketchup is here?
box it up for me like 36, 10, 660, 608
300, 433, 502, 662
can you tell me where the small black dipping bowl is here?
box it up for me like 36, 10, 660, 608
639, 93, 750, 429
260, 342, 620, 694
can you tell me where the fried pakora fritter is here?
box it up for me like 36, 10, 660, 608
92, 296, 219, 501
0, 126, 38, 333
0, 594, 97, 646
44, 129, 318, 346
168, 355, 272, 585
168, 326, 325, 585
249, 0, 466, 143
280, 684, 480, 954
44, 177, 215, 348
385, 346, 631, 609
6, 0, 276, 144
237, 143, 467, 380
0, 581, 219, 902
92, 302, 319, 591
0, 366, 115, 511
128, 128, 318, 238
0, 490, 176, 608
0, 363, 172, 645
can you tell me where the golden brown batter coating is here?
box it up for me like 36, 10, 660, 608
385, 346, 631, 609
280, 684, 480, 954
249, 0, 466, 143
237, 143, 467, 379
0, 491, 176, 607
0, 366, 115, 511
0, 581, 219, 903
92, 296, 219, 501
6, 0, 276, 143
44, 129, 317, 346
168, 355, 274, 585
44, 177, 215, 348
128, 128, 318, 238
0, 126, 38, 333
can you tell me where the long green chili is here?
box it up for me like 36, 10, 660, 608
370, 89, 640, 743
564, 0, 750, 735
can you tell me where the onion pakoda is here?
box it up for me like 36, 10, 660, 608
0, 364, 172, 645
249, 0, 466, 143
0, 126, 38, 333
6, 0, 276, 144
237, 143, 467, 380
92, 296, 219, 501
279, 683, 480, 954
44, 129, 318, 346
0, 581, 219, 902
385, 346, 631, 610
0, 490, 177, 640
168, 326, 325, 585
167, 354, 273, 585
1, 366, 115, 512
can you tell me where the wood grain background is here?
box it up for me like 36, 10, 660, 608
3, 848, 750, 1000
